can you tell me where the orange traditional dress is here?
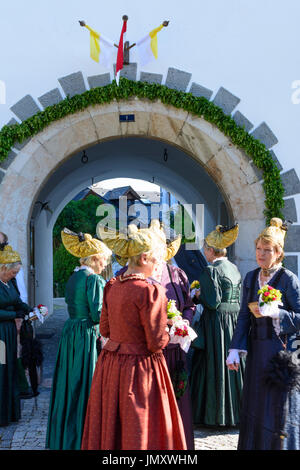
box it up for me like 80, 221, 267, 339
81, 273, 187, 450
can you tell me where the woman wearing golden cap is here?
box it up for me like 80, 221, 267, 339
108, 221, 196, 449
189, 223, 245, 427
46, 229, 112, 450
227, 218, 300, 450
81, 223, 187, 450
0, 245, 32, 426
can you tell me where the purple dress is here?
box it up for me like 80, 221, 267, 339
116, 263, 196, 449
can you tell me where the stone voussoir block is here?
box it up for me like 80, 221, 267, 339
10, 95, 41, 121
58, 71, 87, 98
0, 150, 18, 170
165, 67, 192, 92
284, 255, 298, 275
284, 225, 300, 252
38, 88, 63, 109
281, 169, 300, 197
250, 121, 278, 149
0, 168, 6, 184
282, 198, 297, 222
189, 82, 213, 100
113, 63, 137, 81
232, 110, 253, 132
139, 72, 163, 85
269, 150, 283, 171
213, 87, 240, 115
87, 73, 111, 89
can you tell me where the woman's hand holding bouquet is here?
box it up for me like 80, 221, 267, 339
167, 300, 197, 352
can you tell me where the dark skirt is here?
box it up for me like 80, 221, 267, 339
190, 307, 245, 427
237, 317, 300, 450
0, 320, 20, 426
163, 343, 195, 450
46, 318, 98, 450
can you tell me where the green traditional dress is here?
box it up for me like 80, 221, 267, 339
46, 267, 106, 450
0, 280, 31, 426
190, 258, 245, 426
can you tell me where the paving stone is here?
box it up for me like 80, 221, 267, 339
213, 87, 240, 115
250, 121, 278, 149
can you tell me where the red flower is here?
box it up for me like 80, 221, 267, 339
264, 292, 269, 297
178, 381, 185, 389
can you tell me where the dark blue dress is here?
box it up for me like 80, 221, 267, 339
230, 267, 300, 450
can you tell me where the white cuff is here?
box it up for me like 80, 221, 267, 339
226, 349, 240, 365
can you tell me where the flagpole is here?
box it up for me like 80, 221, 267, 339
115, 15, 128, 85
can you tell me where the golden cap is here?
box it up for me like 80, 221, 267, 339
0, 245, 21, 264
97, 220, 166, 258
257, 217, 287, 248
165, 235, 182, 261
61, 228, 111, 258
205, 223, 239, 249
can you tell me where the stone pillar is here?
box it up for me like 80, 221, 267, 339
34, 211, 53, 314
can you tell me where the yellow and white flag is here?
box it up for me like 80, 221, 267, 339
83, 24, 114, 69
136, 24, 165, 66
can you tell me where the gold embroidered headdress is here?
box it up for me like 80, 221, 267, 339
96, 220, 164, 259
257, 218, 287, 248
205, 223, 239, 249
61, 228, 111, 258
0, 245, 21, 264
97, 219, 181, 263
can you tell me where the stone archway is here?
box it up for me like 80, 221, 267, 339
0, 67, 299, 310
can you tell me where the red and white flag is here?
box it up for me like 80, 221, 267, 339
115, 19, 127, 85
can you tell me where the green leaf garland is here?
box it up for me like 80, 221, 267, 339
0, 78, 284, 223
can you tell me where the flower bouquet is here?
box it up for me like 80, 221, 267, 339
257, 285, 282, 318
167, 300, 197, 353
26, 304, 49, 324
190, 280, 201, 299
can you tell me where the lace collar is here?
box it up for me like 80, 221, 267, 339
119, 273, 146, 282
212, 256, 227, 264
74, 265, 95, 274
259, 263, 282, 288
